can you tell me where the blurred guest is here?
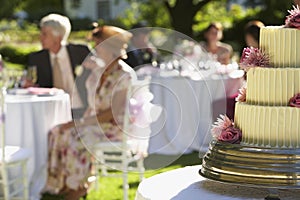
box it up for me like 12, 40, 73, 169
200, 22, 233, 65
28, 13, 90, 118
44, 25, 135, 200
244, 20, 265, 48
124, 22, 159, 70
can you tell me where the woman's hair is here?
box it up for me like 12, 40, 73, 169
91, 24, 132, 58
92, 25, 131, 41
204, 22, 223, 33
40, 13, 71, 43
244, 20, 265, 43
203, 22, 223, 42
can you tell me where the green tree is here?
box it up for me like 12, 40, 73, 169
164, 0, 212, 37
0, 0, 23, 18
256, 0, 292, 25
115, 0, 171, 29
122, 0, 256, 38
21, 0, 64, 21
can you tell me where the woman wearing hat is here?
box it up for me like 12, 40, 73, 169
44, 25, 135, 199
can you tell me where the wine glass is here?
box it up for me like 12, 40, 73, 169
27, 66, 37, 85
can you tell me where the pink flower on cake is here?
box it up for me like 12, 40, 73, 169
211, 114, 242, 144
285, 5, 300, 29
218, 126, 242, 144
211, 114, 233, 138
236, 84, 247, 102
289, 93, 300, 108
240, 47, 270, 71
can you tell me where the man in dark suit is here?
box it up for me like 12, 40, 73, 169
28, 13, 90, 118
124, 22, 159, 70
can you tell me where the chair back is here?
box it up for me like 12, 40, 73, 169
92, 76, 153, 169
0, 87, 6, 162
126, 77, 153, 157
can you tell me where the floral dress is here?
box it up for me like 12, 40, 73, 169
44, 61, 131, 194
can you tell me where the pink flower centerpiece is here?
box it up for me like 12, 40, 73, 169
285, 5, 300, 29
211, 115, 242, 144
289, 93, 300, 108
239, 47, 270, 71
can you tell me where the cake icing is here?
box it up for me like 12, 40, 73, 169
235, 24, 300, 147
235, 102, 300, 148
260, 26, 300, 68
246, 67, 300, 106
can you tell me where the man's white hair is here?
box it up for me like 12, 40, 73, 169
40, 13, 71, 44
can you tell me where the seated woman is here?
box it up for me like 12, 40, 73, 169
200, 22, 233, 65
43, 25, 137, 199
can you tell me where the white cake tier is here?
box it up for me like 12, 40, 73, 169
246, 67, 300, 106
234, 102, 300, 148
260, 26, 300, 68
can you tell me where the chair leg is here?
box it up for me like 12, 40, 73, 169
99, 151, 108, 177
94, 150, 105, 190
137, 159, 145, 181
100, 164, 108, 177
2, 167, 10, 200
122, 170, 128, 200
22, 161, 29, 200
93, 160, 100, 190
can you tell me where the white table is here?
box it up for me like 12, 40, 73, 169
135, 165, 300, 200
5, 93, 72, 200
148, 74, 243, 155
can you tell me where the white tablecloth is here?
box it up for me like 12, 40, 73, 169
135, 165, 300, 200
5, 93, 72, 200
148, 75, 243, 155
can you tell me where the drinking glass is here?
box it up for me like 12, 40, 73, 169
27, 66, 37, 84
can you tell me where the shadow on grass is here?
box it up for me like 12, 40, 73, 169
41, 151, 202, 200
144, 151, 202, 170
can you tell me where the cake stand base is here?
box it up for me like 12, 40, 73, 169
200, 140, 300, 199
264, 189, 280, 200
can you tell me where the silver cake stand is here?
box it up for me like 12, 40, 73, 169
199, 140, 300, 200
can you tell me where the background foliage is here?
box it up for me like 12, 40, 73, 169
0, 0, 296, 68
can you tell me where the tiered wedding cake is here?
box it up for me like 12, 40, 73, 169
235, 26, 300, 148
200, 5, 300, 187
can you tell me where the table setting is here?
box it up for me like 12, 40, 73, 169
136, 41, 245, 155
4, 90, 72, 200
0, 67, 72, 199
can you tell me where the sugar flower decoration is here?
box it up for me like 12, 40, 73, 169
218, 126, 242, 144
211, 114, 242, 144
289, 93, 300, 108
285, 5, 300, 29
240, 47, 270, 71
236, 84, 247, 102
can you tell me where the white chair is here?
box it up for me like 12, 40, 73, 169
91, 78, 156, 200
0, 88, 31, 200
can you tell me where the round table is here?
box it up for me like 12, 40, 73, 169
135, 165, 300, 200
5, 93, 72, 200
148, 74, 243, 155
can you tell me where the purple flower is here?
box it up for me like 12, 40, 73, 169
240, 47, 270, 71
285, 5, 300, 29
218, 126, 242, 144
289, 93, 300, 108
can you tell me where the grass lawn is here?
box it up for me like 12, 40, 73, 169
42, 151, 202, 200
